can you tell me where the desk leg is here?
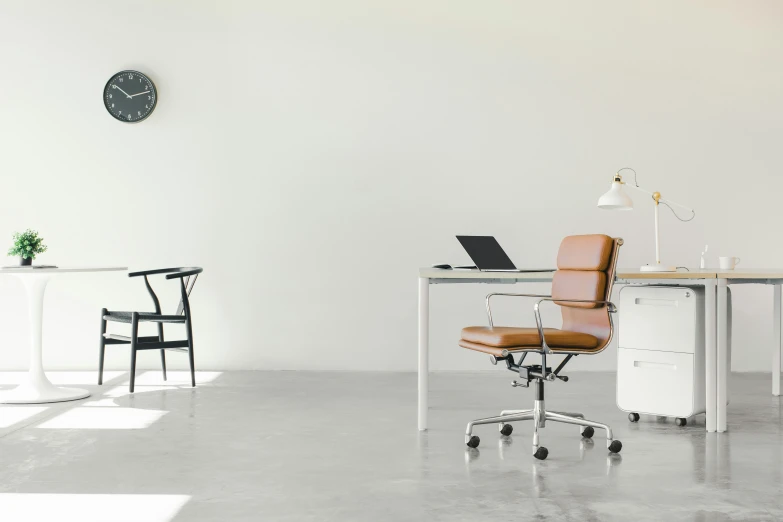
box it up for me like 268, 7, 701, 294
717, 279, 729, 432
705, 279, 717, 433
418, 277, 429, 431
0, 275, 90, 404
774, 285, 782, 397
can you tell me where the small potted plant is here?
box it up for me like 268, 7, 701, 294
8, 229, 48, 266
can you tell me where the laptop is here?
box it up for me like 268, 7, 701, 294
456, 236, 554, 273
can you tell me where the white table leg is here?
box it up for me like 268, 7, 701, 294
418, 277, 429, 431
704, 279, 717, 433
774, 285, 782, 397
717, 279, 728, 432
0, 274, 90, 404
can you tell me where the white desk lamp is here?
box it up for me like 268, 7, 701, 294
597, 167, 695, 272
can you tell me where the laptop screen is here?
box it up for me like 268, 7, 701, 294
456, 236, 517, 270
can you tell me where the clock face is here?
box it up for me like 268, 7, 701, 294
103, 71, 157, 123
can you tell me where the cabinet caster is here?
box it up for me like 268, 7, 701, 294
675, 417, 687, 427
500, 424, 513, 436
533, 447, 548, 460
581, 426, 594, 439
466, 436, 480, 448
608, 440, 623, 454
628, 412, 640, 423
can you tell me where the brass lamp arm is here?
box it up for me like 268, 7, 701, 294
623, 182, 694, 213
615, 168, 695, 220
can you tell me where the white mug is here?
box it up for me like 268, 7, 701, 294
719, 256, 741, 270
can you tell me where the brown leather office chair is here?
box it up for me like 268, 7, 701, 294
459, 234, 623, 460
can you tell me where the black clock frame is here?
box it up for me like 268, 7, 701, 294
103, 70, 158, 123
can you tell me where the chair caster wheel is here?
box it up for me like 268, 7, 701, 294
466, 436, 480, 448
533, 447, 548, 460
581, 426, 594, 439
500, 424, 513, 436
608, 440, 622, 454
675, 417, 687, 427
628, 412, 640, 423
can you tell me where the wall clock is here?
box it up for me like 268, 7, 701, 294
103, 70, 157, 123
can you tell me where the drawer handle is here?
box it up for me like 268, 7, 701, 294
634, 360, 676, 370
634, 298, 678, 307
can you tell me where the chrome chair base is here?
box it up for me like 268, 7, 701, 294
464, 380, 622, 460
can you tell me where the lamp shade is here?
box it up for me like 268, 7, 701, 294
597, 181, 633, 210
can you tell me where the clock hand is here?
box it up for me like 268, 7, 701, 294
129, 90, 151, 98
112, 85, 132, 98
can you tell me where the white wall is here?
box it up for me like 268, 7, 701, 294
0, 1, 781, 373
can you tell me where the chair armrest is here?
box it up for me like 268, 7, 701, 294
129, 268, 184, 278
128, 268, 202, 315
165, 268, 203, 279
485, 293, 552, 327
534, 297, 617, 313
532, 298, 617, 354
129, 267, 203, 279
484, 294, 616, 354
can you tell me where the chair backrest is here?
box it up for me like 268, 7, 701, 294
552, 235, 622, 350
175, 271, 200, 316
136, 267, 203, 318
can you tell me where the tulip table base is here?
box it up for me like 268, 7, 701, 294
0, 268, 127, 404
0, 382, 90, 404
0, 274, 90, 404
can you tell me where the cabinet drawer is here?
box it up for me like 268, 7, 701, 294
619, 286, 703, 354
616, 348, 699, 418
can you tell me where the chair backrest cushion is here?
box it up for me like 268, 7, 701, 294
554, 234, 621, 350
556, 234, 614, 271
552, 234, 614, 309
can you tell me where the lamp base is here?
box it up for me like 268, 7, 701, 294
640, 264, 677, 273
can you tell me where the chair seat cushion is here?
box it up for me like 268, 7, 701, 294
461, 326, 599, 350
104, 311, 186, 324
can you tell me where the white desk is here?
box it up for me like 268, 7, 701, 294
418, 267, 783, 433
0, 266, 127, 404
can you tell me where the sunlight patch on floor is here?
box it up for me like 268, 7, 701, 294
36, 407, 167, 430
81, 398, 121, 407
0, 494, 190, 522
130, 371, 223, 386
0, 406, 48, 428
103, 385, 186, 399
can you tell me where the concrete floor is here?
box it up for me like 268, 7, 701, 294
0, 370, 781, 521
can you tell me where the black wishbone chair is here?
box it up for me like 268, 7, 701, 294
98, 267, 203, 392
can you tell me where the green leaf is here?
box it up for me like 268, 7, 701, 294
10, 230, 47, 258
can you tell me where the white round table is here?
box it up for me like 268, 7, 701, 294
0, 266, 127, 404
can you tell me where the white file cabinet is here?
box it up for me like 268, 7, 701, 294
617, 285, 714, 426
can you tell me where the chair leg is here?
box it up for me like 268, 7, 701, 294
499, 409, 532, 432
157, 324, 166, 381
545, 412, 620, 450
160, 350, 167, 381
186, 319, 195, 388
532, 399, 544, 454
550, 410, 585, 436
98, 308, 107, 385
464, 376, 623, 458
465, 411, 533, 443
129, 312, 139, 393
